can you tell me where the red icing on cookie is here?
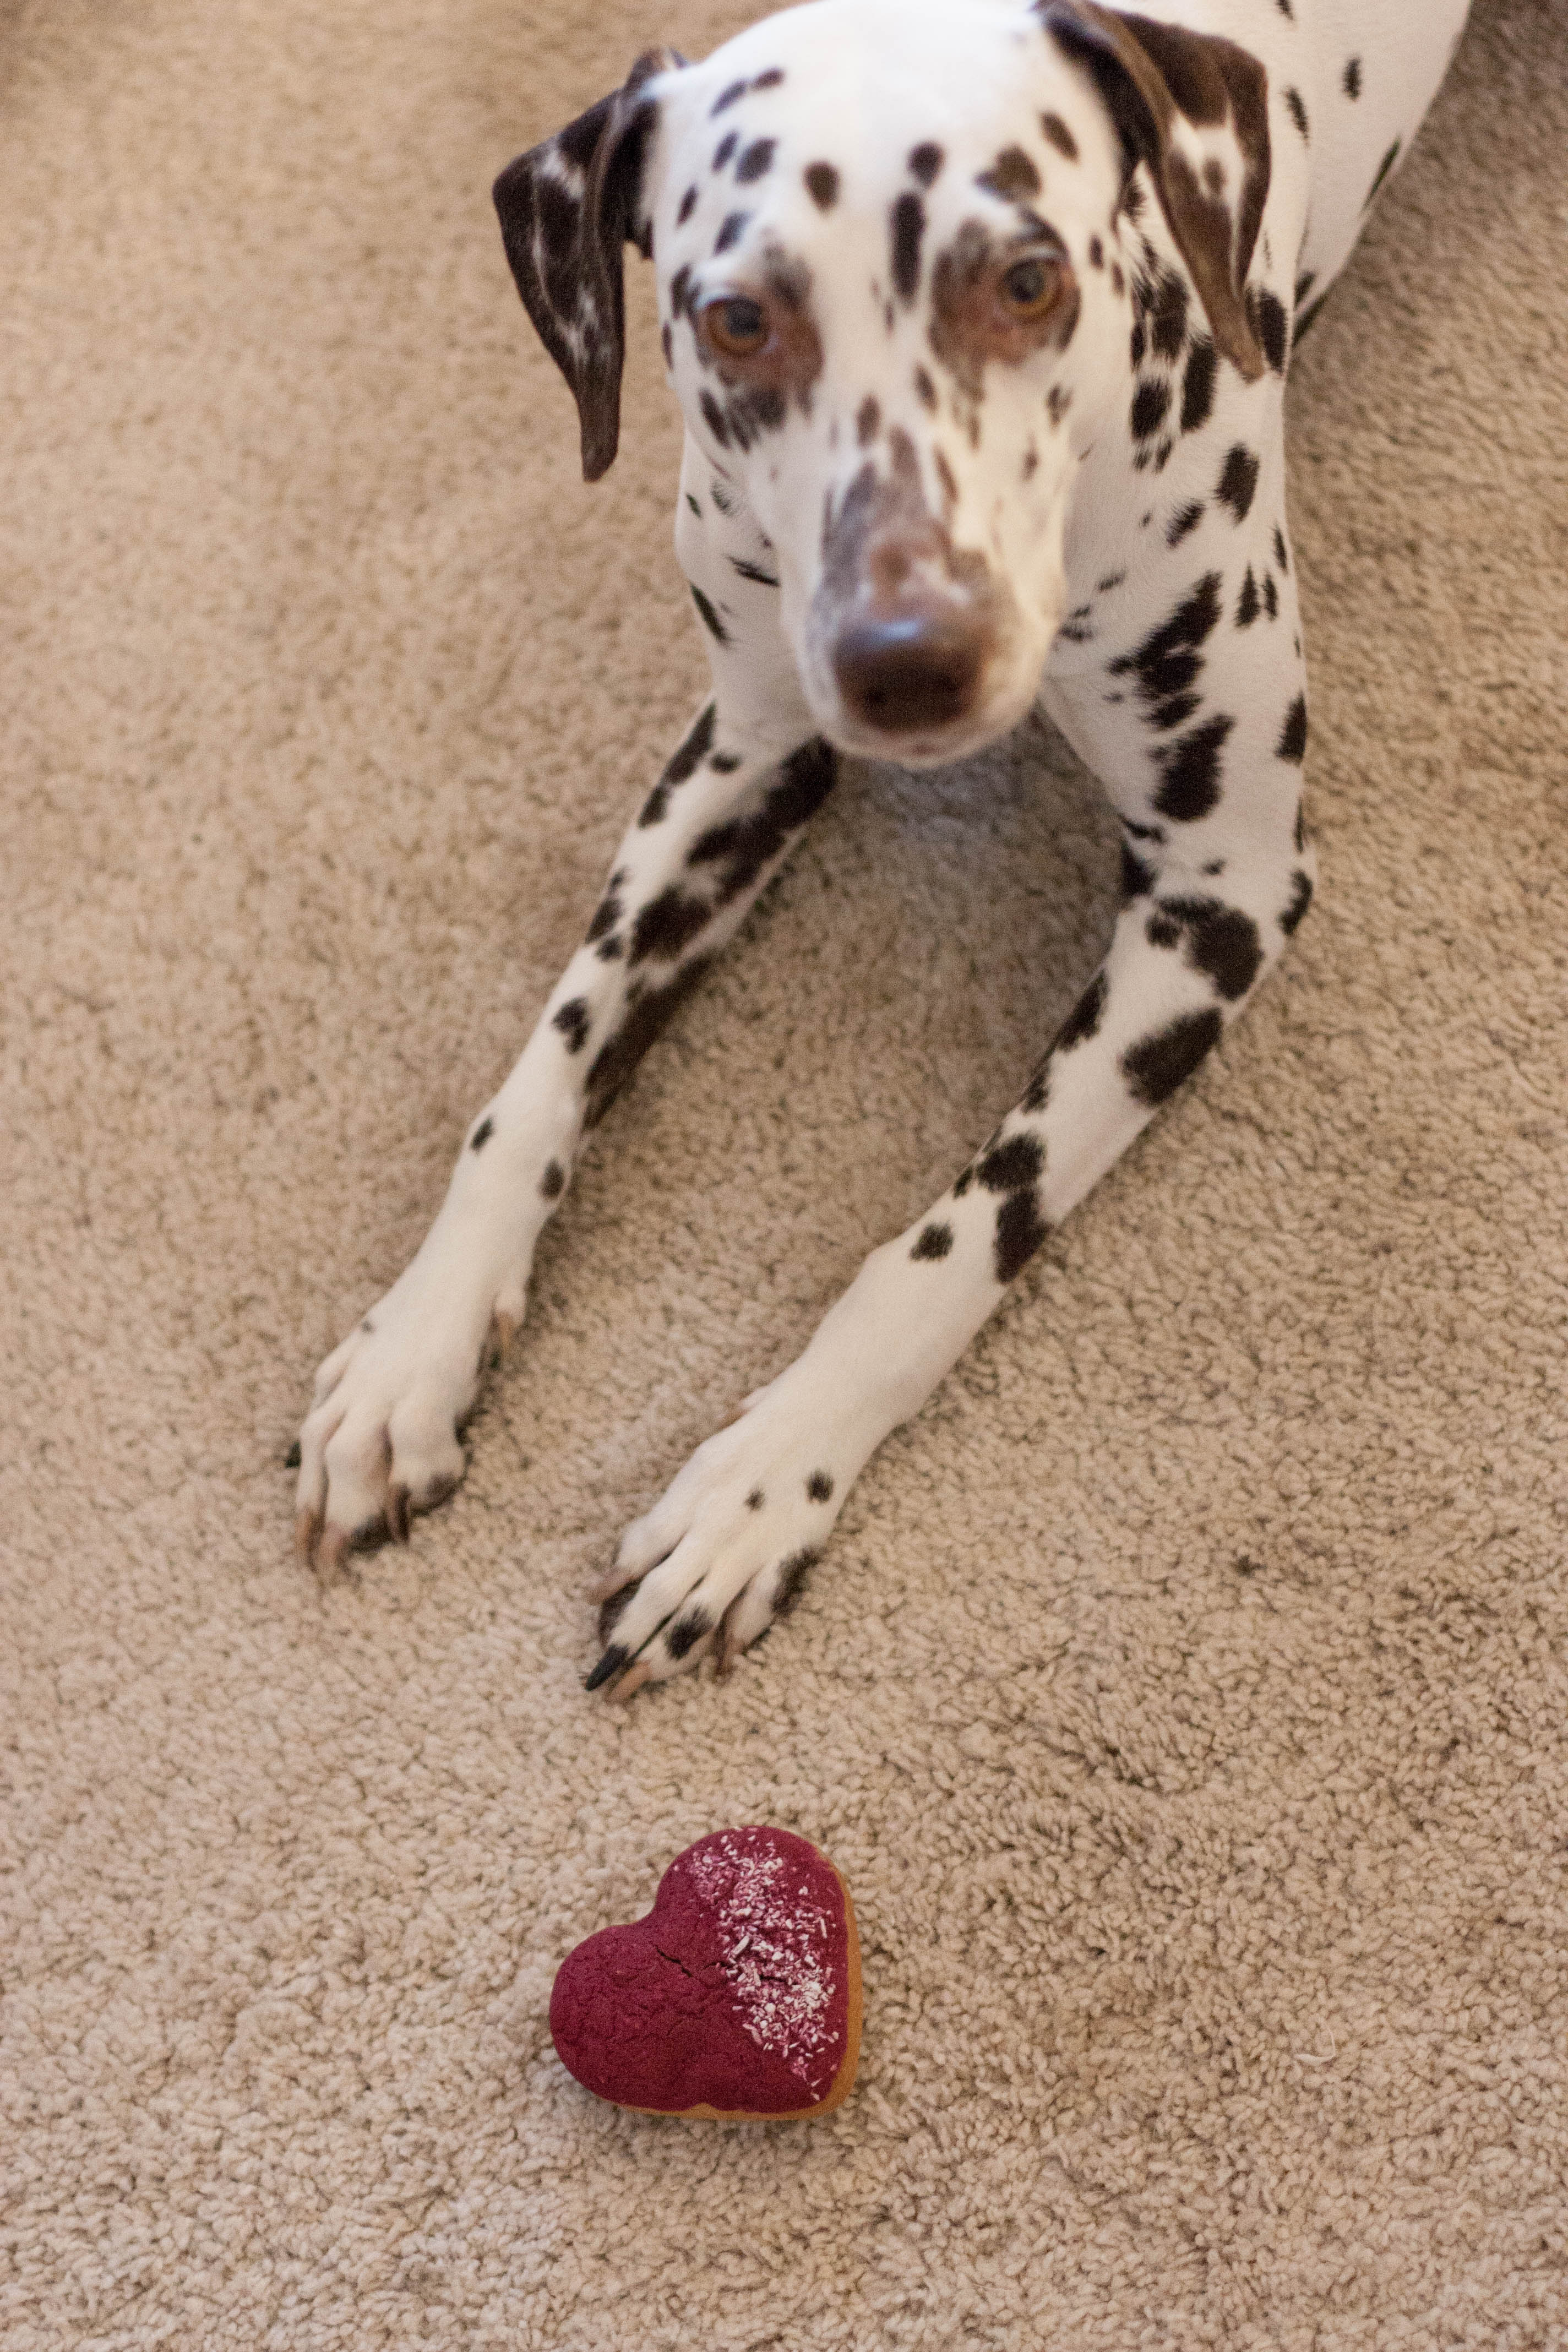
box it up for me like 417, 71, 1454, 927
549, 1827, 861, 2118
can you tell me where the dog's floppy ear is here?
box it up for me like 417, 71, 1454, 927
1038, 0, 1270, 380
493, 48, 682, 481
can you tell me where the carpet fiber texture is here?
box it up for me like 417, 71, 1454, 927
3, 1, 1565, 2344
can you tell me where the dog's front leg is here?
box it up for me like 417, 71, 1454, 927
590, 731, 1316, 1696
293, 443, 828, 1570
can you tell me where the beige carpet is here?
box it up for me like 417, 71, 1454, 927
4, 0, 1565, 2342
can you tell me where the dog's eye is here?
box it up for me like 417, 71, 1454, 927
999, 257, 1061, 318
704, 296, 769, 357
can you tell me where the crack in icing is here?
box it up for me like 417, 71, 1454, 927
686, 1833, 837, 2094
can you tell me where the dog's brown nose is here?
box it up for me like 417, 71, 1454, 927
832, 603, 989, 733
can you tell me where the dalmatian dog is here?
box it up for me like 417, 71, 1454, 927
293, 0, 1473, 1696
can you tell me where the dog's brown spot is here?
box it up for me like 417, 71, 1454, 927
976, 145, 1041, 201
697, 252, 823, 417
930, 220, 1078, 397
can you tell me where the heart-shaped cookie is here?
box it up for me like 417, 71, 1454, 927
549, 1826, 862, 2120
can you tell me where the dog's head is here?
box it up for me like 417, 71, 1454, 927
495, 0, 1268, 765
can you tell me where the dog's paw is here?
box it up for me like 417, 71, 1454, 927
293, 1231, 528, 1575
584, 1381, 861, 1698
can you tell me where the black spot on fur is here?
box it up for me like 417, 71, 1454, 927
1057, 968, 1109, 1055
678, 186, 698, 227
285, 1439, 302, 1470
1145, 897, 1263, 1000
1167, 500, 1204, 547
1262, 572, 1279, 619
470, 1115, 493, 1153
1216, 444, 1260, 522
1088, 235, 1104, 270
1280, 870, 1313, 933
1131, 377, 1170, 440
1249, 287, 1288, 373
736, 138, 775, 184
553, 998, 590, 1053
857, 394, 880, 445
641, 705, 716, 826
1343, 56, 1362, 99
752, 68, 784, 90
804, 161, 839, 210
1121, 1006, 1223, 1106
1273, 523, 1289, 572
1040, 111, 1079, 161
1277, 694, 1308, 763
731, 555, 780, 586
1153, 714, 1234, 822
1109, 571, 1222, 707
909, 141, 944, 187
1283, 86, 1310, 140
774, 1548, 819, 1617
715, 210, 749, 254
1294, 801, 1306, 853
1150, 692, 1200, 733
710, 749, 742, 772
977, 145, 1040, 200
666, 1607, 712, 1660
891, 192, 924, 302
629, 888, 711, 967
699, 389, 731, 448
541, 1159, 565, 1199
911, 1221, 954, 1260
747, 1488, 764, 1510
711, 80, 747, 116
1148, 268, 1188, 361
979, 1131, 1045, 1194
1180, 337, 1217, 434
994, 1190, 1048, 1284
1364, 139, 1401, 209
913, 364, 938, 410
1120, 840, 1157, 899
713, 130, 738, 171
685, 738, 838, 906
685, 492, 701, 516
1236, 568, 1260, 628
807, 1471, 834, 1502
584, 959, 712, 1124
690, 583, 729, 643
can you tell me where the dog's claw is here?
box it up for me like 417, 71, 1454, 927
716, 1594, 747, 1678
295, 1507, 322, 1566
584, 1643, 629, 1693
315, 1523, 352, 1580
387, 1484, 411, 1544
609, 1659, 654, 1705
